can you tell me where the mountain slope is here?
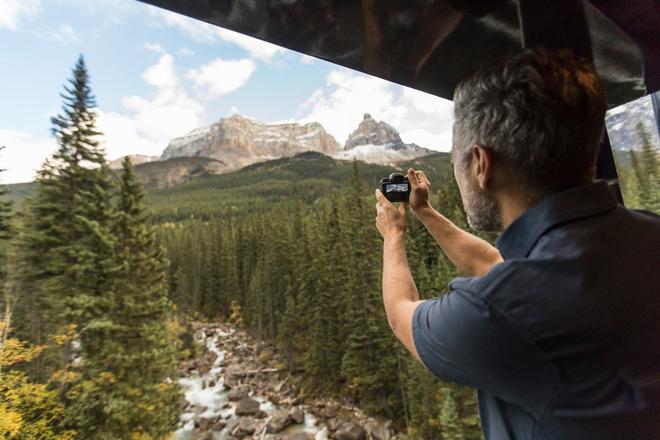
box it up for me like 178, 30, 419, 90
334, 113, 433, 164
160, 114, 341, 171
146, 151, 451, 221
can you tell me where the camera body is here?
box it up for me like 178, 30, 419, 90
379, 173, 410, 203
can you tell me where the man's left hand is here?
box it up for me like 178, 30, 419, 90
375, 189, 407, 241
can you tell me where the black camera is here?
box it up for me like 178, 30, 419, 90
379, 173, 410, 203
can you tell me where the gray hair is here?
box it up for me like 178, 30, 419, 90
452, 48, 607, 196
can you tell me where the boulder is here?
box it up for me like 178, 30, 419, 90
212, 417, 227, 431
364, 420, 391, 440
267, 410, 293, 433
322, 402, 339, 419
334, 421, 366, 440
235, 397, 261, 416
238, 416, 257, 435
227, 388, 248, 401
194, 416, 215, 431
290, 406, 305, 424
326, 417, 342, 433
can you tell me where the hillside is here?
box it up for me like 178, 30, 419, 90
5, 151, 451, 222
146, 151, 451, 221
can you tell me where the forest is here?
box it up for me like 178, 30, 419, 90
1, 56, 659, 440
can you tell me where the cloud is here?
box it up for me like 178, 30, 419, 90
298, 68, 454, 150
144, 42, 165, 53
142, 53, 178, 89
96, 52, 204, 160
178, 47, 194, 56
148, 6, 284, 61
186, 58, 256, 98
0, 0, 40, 30
50, 24, 78, 44
300, 54, 316, 64
0, 129, 56, 183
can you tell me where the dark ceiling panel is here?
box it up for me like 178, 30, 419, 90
139, 0, 659, 107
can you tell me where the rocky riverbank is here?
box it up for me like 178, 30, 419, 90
175, 322, 394, 440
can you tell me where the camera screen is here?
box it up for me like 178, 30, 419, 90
385, 183, 409, 193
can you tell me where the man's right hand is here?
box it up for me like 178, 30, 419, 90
407, 168, 432, 214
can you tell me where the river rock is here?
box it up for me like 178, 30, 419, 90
364, 420, 390, 440
267, 410, 293, 433
290, 406, 305, 424
334, 421, 366, 440
194, 416, 216, 431
212, 416, 227, 431
282, 433, 308, 440
322, 402, 339, 419
326, 417, 342, 433
228, 388, 248, 401
235, 397, 261, 415
238, 416, 257, 435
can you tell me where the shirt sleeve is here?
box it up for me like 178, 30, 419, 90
412, 290, 556, 418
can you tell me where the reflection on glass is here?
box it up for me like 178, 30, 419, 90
606, 92, 660, 214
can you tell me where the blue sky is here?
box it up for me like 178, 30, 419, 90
0, 0, 455, 183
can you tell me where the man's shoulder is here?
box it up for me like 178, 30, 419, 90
448, 259, 542, 302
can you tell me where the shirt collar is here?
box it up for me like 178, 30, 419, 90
496, 181, 618, 259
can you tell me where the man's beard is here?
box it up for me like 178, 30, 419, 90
462, 178, 502, 232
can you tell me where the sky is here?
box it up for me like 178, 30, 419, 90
0, 0, 455, 184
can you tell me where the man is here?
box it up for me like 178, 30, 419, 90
375, 48, 660, 439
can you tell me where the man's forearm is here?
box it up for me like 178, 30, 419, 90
416, 205, 502, 277
382, 235, 420, 333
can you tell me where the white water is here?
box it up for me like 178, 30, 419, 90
175, 327, 327, 439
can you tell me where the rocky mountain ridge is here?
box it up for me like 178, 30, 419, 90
160, 114, 342, 171
157, 113, 434, 172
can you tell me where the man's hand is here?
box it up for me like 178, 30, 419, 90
407, 168, 432, 213
375, 190, 407, 241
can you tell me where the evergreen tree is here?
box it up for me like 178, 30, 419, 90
441, 390, 465, 440
632, 122, 660, 213
16, 55, 118, 383
62, 157, 180, 438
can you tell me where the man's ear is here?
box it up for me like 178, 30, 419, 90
471, 144, 494, 190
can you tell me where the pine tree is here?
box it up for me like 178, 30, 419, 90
632, 122, 660, 213
64, 157, 180, 438
441, 390, 465, 440
16, 55, 118, 383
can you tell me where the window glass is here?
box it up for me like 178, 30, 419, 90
605, 93, 660, 214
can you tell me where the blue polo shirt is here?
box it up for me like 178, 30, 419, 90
412, 181, 660, 439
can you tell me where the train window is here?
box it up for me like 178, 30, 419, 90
605, 93, 660, 214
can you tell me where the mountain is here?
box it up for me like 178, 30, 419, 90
160, 114, 341, 171
108, 154, 158, 170
335, 113, 433, 164
606, 94, 660, 151
146, 151, 452, 221
5, 151, 451, 220
108, 154, 158, 169
134, 156, 228, 190
160, 113, 436, 173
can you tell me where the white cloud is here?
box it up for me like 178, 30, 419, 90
144, 42, 165, 53
186, 58, 255, 98
178, 47, 193, 56
215, 27, 284, 62
0, 129, 56, 183
142, 53, 178, 89
0, 0, 40, 30
50, 24, 78, 44
148, 6, 284, 61
299, 68, 454, 150
97, 52, 204, 160
300, 54, 316, 64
